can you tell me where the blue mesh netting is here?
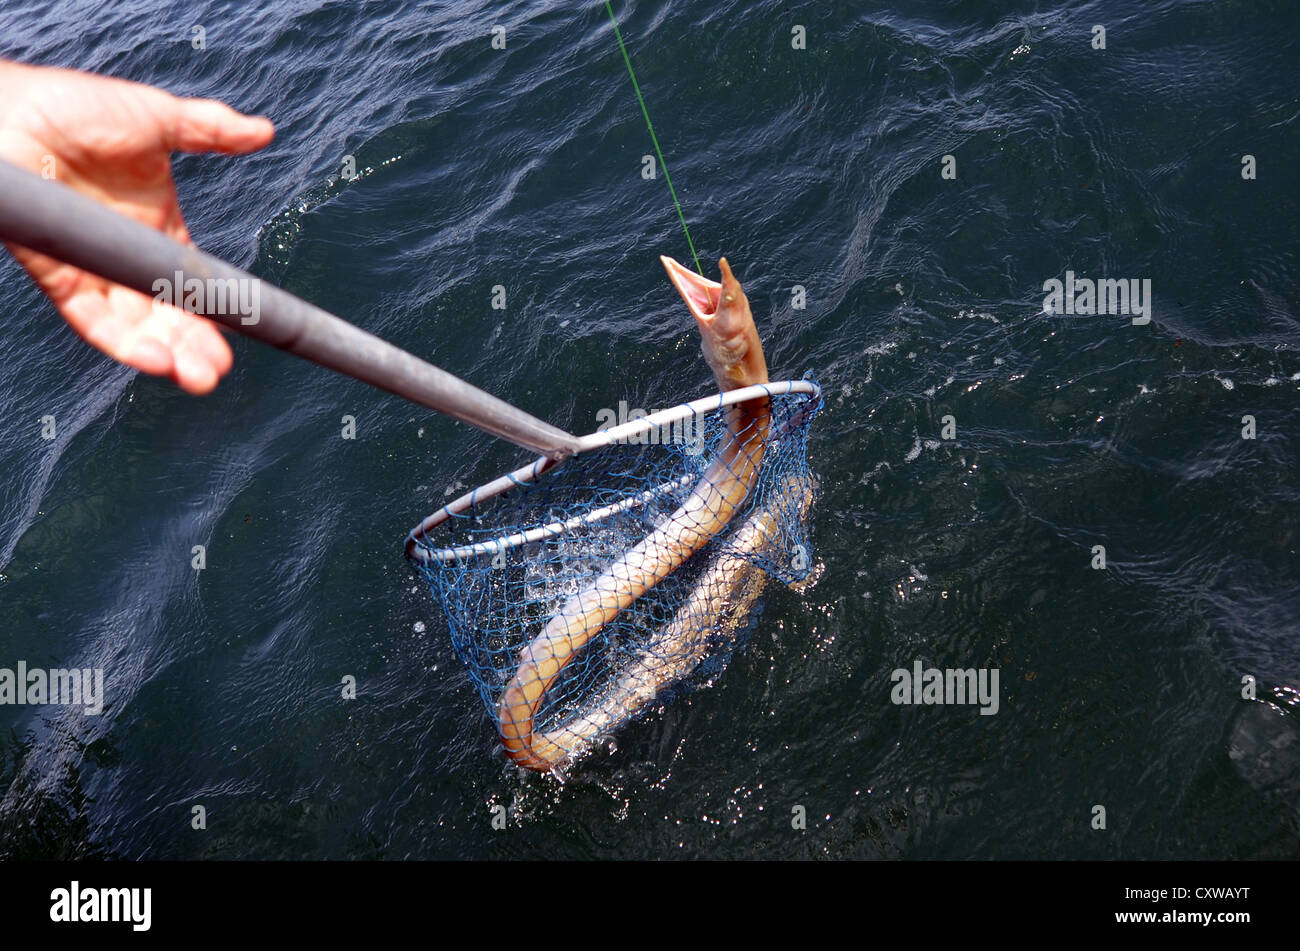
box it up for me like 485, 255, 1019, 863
408, 378, 821, 770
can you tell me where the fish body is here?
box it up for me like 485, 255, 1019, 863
543, 475, 814, 762
496, 257, 773, 770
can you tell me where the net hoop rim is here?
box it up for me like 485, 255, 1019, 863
404, 378, 820, 566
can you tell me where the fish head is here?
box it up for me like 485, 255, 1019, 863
661, 255, 769, 391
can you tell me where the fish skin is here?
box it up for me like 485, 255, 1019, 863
542, 475, 814, 766
496, 257, 773, 771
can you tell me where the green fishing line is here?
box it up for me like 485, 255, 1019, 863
605, 1, 704, 275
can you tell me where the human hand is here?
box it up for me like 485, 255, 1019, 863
0, 58, 273, 393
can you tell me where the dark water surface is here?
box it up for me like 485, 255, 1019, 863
0, 0, 1297, 858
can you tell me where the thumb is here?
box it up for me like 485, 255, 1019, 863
164, 96, 274, 155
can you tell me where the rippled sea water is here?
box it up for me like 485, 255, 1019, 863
0, 0, 1296, 858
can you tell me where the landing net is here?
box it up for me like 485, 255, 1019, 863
406, 376, 821, 768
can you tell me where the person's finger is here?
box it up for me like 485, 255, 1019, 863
174, 311, 232, 387
170, 324, 228, 393
199, 323, 233, 376
172, 341, 219, 394
119, 291, 229, 393
116, 296, 230, 393
60, 290, 175, 377
61, 284, 232, 393
19, 243, 234, 389
165, 97, 274, 155
129, 335, 176, 377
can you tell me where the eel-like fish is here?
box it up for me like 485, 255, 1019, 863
541, 474, 814, 760
496, 256, 771, 771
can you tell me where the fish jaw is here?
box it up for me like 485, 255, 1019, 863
660, 254, 720, 322
661, 255, 769, 391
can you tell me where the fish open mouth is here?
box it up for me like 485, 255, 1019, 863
661, 255, 721, 321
